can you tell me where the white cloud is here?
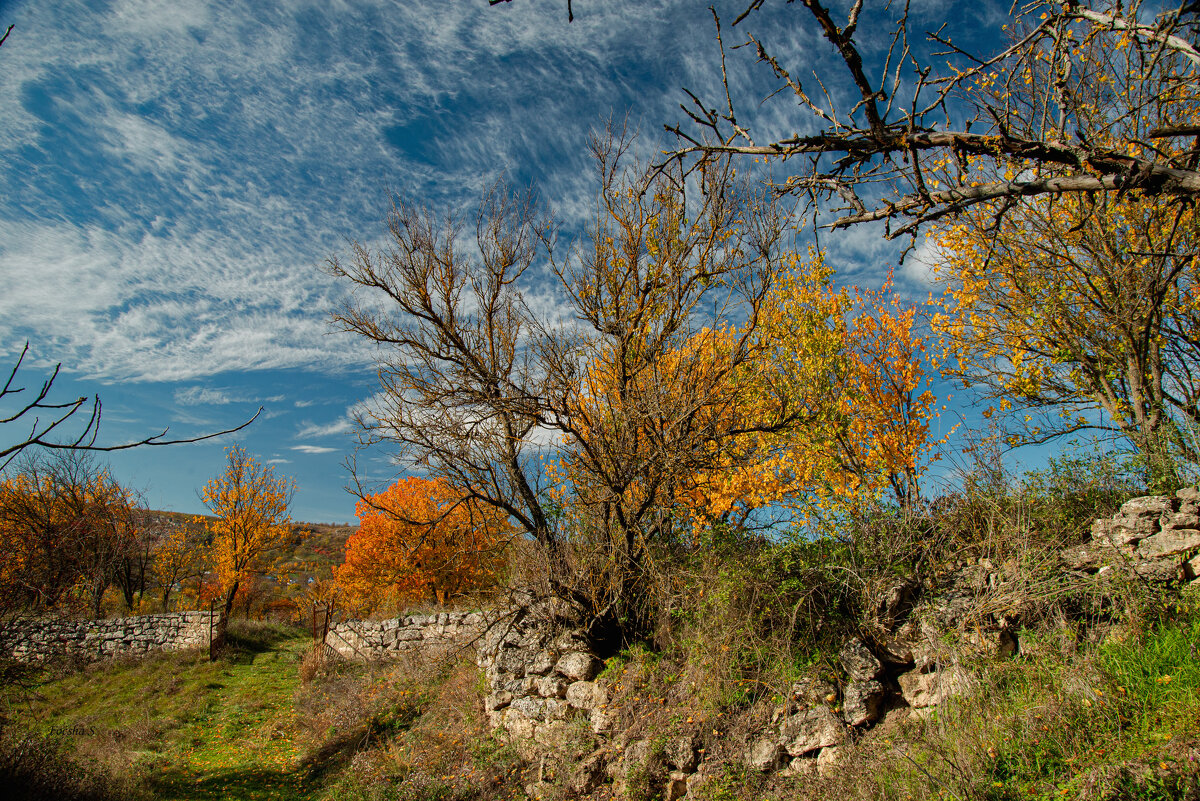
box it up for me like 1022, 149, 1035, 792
174, 386, 234, 405
290, 445, 338, 454
0, 0, 1005, 389
296, 418, 355, 439
900, 235, 944, 288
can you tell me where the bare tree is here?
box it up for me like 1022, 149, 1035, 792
329, 132, 796, 638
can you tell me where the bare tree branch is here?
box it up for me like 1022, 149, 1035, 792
1, 342, 262, 469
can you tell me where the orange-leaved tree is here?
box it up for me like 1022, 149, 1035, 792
335, 477, 507, 615
200, 446, 294, 652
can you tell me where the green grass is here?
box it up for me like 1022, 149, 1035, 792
12, 625, 314, 801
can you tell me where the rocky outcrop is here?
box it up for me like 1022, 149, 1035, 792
0, 611, 211, 662
474, 597, 604, 758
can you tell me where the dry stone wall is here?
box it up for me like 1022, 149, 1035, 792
468, 487, 1200, 798
0, 611, 211, 662
1062, 487, 1200, 582
323, 611, 486, 660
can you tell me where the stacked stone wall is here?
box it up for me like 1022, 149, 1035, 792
468, 487, 1200, 798
1063, 487, 1200, 581
0, 611, 212, 662
323, 611, 486, 660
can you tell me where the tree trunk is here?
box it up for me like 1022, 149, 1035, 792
91, 578, 108, 619
211, 580, 238, 658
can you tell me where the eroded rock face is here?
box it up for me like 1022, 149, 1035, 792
1069, 490, 1200, 585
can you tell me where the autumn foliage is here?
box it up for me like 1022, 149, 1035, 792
200, 446, 294, 649
336, 477, 507, 614
0, 453, 137, 617
645, 251, 951, 525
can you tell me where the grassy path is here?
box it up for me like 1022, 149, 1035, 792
22, 628, 320, 801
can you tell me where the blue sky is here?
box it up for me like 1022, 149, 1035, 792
0, 0, 1003, 523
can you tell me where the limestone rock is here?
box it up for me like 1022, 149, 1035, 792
510, 696, 567, 722
665, 771, 689, 801
1160, 511, 1200, 531
568, 750, 607, 796
1121, 496, 1176, 517
485, 690, 513, 712
839, 637, 882, 681
746, 739, 786, 772
565, 680, 609, 710
590, 706, 618, 735
816, 745, 843, 775
525, 649, 556, 676
1178, 486, 1200, 503
1185, 553, 1200, 580
1134, 558, 1185, 582
555, 652, 601, 682
665, 734, 699, 772
842, 679, 885, 726
1092, 516, 1157, 546
899, 666, 973, 709
779, 756, 818, 778
617, 738, 663, 787
780, 706, 846, 757
789, 675, 838, 707
535, 675, 569, 699
1137, 529, 1200, 560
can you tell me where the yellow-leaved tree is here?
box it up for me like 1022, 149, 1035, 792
925, 6, 1200, 489
200, 446, 294, 653
932, 190, 1200, 488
